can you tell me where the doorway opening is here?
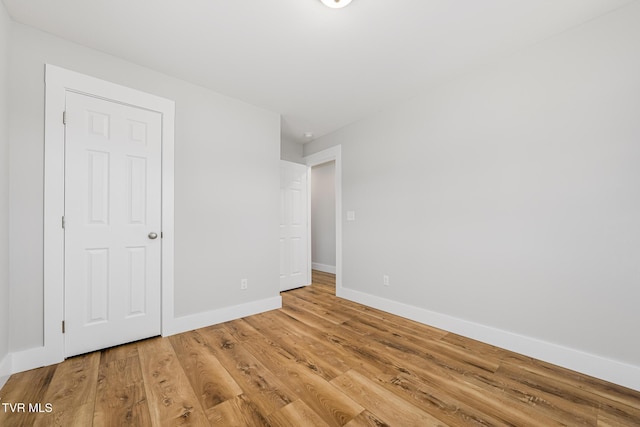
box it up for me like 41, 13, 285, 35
305, 146, 342, 297
310, 161, 336, 294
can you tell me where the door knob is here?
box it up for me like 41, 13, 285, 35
148, 232, 158, 240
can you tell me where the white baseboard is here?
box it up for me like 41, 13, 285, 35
8, 296, 282, 377
0, 352, 11, 390
312, 263, 336, 274
339, 287, 640, 392
11, 344, 64, 375
164, 296, 282, 337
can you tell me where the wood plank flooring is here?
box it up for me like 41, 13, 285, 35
2, 270, 639, 426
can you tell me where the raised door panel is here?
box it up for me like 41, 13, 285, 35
87, 151, 110, 225
86, 248, 109, 324
126, 246, 147, 317
127, 156, 147, 225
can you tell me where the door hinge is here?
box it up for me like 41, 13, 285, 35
161, 232, 164, 239
62, 320, 65, 333
62, 111, 67, 125
62, 216, 65, 229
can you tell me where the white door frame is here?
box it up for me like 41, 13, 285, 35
304, 145, 342, 294
42, 65, 175, 365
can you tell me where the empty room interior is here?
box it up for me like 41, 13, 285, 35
1, 0, 640, 425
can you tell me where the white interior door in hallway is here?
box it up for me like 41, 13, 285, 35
280, 161, 310, 291
64, 92, 162, 357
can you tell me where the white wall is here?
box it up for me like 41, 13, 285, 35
311, 161, 336, 272
305, 1, 640, 388
0, 1, 12, 382
9, 23, 281, 352
280, 135, 304, 164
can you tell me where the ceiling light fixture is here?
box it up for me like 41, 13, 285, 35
320, 0, 353, 9
303, 132, 314, 139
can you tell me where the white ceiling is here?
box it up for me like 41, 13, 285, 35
3, 0, 635, 143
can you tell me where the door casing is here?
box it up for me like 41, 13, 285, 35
43, 65, 175, 364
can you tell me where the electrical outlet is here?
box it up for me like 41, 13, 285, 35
241, 279, 248, 290
383, 275, 390, 286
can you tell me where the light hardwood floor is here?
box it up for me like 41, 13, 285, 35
1, 270, 639, 426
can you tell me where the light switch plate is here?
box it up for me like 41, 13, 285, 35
347, 211, 355, 221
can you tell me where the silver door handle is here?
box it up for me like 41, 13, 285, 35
148, 232, 158, 240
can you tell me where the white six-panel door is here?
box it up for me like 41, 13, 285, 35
280, 161, 310, 291
64, 92, 162, 357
